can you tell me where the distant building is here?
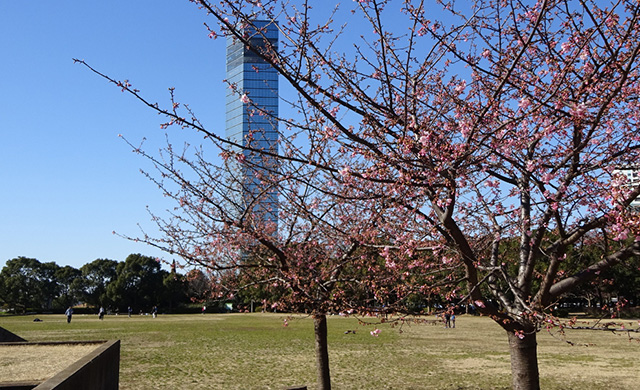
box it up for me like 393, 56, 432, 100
226, 20, 279, 227
614, 165, 640, 209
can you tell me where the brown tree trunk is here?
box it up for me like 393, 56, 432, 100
313, 313, 331, 390
507, 330, 540, 390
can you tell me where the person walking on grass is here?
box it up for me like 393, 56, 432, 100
65, 306, 73, 323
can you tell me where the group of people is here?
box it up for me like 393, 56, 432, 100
65, 306, 105, 323
64, 305, 159, 323
442, 308, 456, 328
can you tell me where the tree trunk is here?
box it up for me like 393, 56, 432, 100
313, 313, 331, 390
507, 330, 540, 390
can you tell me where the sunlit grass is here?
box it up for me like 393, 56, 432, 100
1, 313, 638, 389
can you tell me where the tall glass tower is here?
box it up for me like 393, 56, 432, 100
226, 20, 279, 228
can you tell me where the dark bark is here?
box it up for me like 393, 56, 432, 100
313, 313, 331, 390
507, 330, 540, 390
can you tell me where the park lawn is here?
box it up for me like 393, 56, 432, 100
1, 313, 638, 389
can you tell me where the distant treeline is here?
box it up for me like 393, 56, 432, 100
0, 254, 221, 314
2, 250, 639, 317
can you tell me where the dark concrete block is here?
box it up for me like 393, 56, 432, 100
0, 327, 26, 343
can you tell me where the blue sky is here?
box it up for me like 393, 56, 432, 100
0, 1, 228, 270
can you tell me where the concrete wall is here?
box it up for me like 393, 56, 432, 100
33, 340, 120, 390
0, 340, 120, 390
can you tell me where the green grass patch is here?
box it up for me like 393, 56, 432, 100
1, 313, 638, 389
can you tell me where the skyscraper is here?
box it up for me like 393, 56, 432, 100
226, 20, 279, 227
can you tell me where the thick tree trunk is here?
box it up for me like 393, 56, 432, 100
313, 313, 331, 390
507, 330, 540, 390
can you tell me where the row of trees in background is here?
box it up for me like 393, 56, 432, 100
5, 240, 636, 316
0, 254, 203, 314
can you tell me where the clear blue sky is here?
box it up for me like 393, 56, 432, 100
0, 1, 227, 270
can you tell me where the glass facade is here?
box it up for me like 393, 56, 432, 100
226, 20, 279, 227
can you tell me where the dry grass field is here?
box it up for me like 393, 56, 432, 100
1, 313, 638, 389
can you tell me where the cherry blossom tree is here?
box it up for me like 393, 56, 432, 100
106, 130, 429, 389
75, 61, 441, 390
78, 0, 640, 389
186, 1, 640, 389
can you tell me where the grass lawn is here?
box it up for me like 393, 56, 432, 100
1, 313, 639, 389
